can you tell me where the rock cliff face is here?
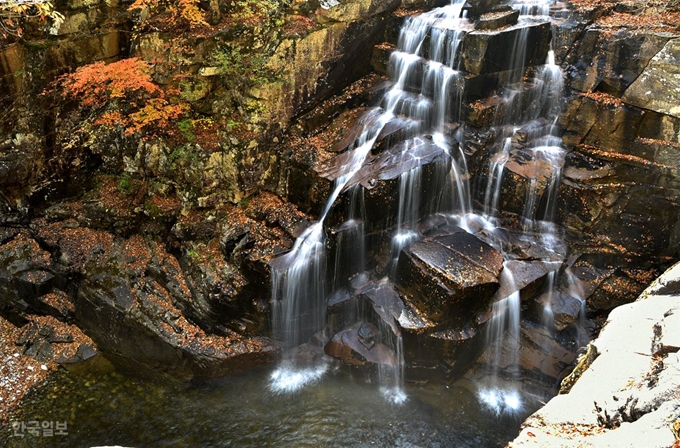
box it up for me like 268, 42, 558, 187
556, 13, 680, 312
1, 0, 680, 397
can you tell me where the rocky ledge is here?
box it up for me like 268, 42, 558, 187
509, 261, 680, 447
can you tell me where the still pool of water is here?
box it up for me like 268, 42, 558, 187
3, 364, 538, 447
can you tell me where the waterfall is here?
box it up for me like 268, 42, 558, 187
390, 167, 422, 276
483, 136, 512, 219
270, 0, 572, 407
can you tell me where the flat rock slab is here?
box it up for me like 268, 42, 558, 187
510, 261, 680, 448
476, 8, 520, 31
623, 38, 680, 118
318, 135, 450, 189
396, 228, 503, 322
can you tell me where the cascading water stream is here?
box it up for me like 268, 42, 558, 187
479, 264, 523, 414
473, 2, 570, 413
483, 136, 513, 219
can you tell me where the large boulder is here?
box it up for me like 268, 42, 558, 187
395, 226, 503, 323
76, 235, 278, 380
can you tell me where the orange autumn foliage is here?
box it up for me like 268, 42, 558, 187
56, 58, 187, 139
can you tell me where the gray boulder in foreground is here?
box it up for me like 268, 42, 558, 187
509, 262, 680, 447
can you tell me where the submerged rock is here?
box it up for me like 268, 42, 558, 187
324, 321, 397, 366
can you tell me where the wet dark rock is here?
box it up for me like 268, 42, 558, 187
78, 176, 147, 237
563, 254, 662, 314
218, 194, 312, 293
559, 144, 680, 259
179, 239, 264, 336
535, 289, 583, 331
320, 136, 453, 232
328, 287, 356, 315
396, 228, 503, 323
495, 259, 561, 302
556, 82, 680, 309
55, 344, 99, 366
461, 18, 551, 76
0, 135, 45, 209
326, 287, 358, 333
425, 325, 482, 376
465, 96, 506, 128
517, 324, 576, 382
475, 320, 576, 384
329, 107, 384, 153
324, 321, 397, 366
0, 232, 64, 325
560, 96, 645, 150
495, 146, 564, 217
357, 278, 405, 337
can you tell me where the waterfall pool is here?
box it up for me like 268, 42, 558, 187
4, 363, 541, 447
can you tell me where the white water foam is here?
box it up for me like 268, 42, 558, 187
477, 388, 524, 415
269, 362, 329, 394
380, 386, 408, 405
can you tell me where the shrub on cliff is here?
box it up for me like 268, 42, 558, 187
51, 57, 188, 141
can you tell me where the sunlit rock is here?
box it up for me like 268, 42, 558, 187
622, 38, 680, 117
511, 262, 680, 447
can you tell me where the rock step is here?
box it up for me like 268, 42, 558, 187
462, 17, 551, 76
476, 7, 520, 31
395, 227, 503, 323
321, 135, 455, 233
